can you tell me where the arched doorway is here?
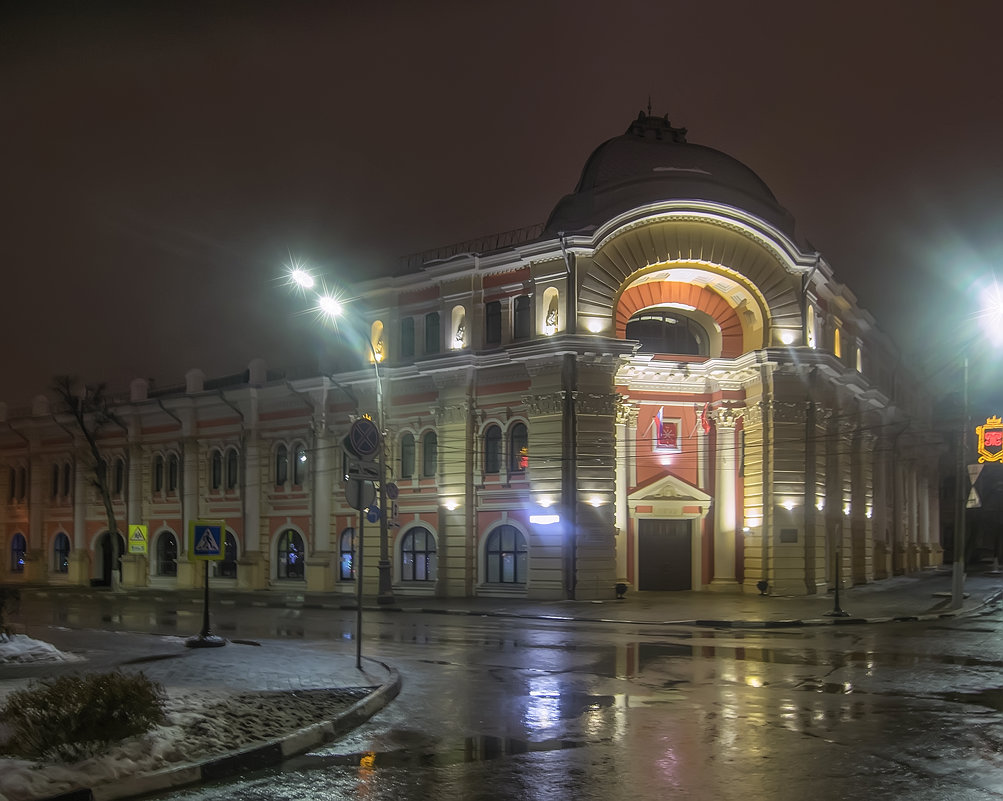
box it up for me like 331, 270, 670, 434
96, 531, 126, 586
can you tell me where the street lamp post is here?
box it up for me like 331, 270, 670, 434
288, 266, 394, 604
951, 355, 969, 610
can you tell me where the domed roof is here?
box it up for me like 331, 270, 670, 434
544, 112, 797, 239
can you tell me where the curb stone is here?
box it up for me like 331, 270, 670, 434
34, 659, 401, 801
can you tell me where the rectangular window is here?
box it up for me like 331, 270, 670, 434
485, 301, 501, 345
425, 312, 440, 354
401, 317, 415, 358
513, 296, 531, 340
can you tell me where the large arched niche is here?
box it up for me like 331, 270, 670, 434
579, 217, 803, 344
616, 279, 751, 357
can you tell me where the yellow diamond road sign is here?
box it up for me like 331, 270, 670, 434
128, 524, 148, 555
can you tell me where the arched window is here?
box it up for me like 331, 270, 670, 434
484, 425, 502, 474
167, 454, 179, 494
626, 310, 708, 356
153, 454, 164, 493
213, 532, 238, 579
9, 467, 15, 502
226, 448, 239, 490
401, 527, 437, 582
293, 442, 308, 486
10, 533, 26, 573
509, 422, 528, 474
339, 528, 355, 581
833, 326, 842, 359
62, 463, 71, 497
485, 525, 528, 584
513, 295, 531, 340
156, 533, 177, 577
422, 431, 438, 478
211, 451, 223, 491
400, 433, 415, 479
275, 444, 288, 486
277, 529, 305, 579
51, 464, 60, 498
114, 457, 126, 497
17, 467, 26, 501
53, 532, 70, 574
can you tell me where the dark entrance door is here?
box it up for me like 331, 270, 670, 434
98, 532, 125, 586
638, 519, 692, 590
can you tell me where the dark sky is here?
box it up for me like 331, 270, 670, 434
3, 1, 1003, 410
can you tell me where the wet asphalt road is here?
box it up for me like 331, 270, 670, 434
16, 594, 1003, 800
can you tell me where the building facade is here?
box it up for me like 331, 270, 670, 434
1, 113, 941, 599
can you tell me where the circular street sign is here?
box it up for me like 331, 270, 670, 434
345, 479, 376, 511
385, 482, 399, 500
349, 418, 381, 458
366, 505, 381, 523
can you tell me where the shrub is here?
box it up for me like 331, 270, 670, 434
0, 586, 20, 639
0, 670, 166, 761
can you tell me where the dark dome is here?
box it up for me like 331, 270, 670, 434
544, 112, 797, 239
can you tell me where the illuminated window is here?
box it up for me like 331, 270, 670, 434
856, 345, 863, 373
292, 442, 308, 486
422, 431, 438, 477
156, 532, 177, 577
509, 422, 528, 474
277, 529, 305, 580
53, 532, 70, 574
400, 317, 415, 358
485, 525, 527, 584
339, 528, 355, 581
513, 295, 531, 340
484, 425, 501, 474
833, 327, 842, 359
626, 311, 707, 356
10, 532, 26, 573
806, 304, 817, 349
425, 312, 440, 354
485, 300, 501, 345
401, 527, 437, 581
400, 432, 415, 479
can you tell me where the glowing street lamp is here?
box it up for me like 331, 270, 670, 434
951, 274, 1003, 609
288, 265, 394, 604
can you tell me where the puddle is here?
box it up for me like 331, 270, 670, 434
290, 734, 587, 771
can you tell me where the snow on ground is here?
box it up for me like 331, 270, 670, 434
0, 636, 368, 801
0, 634, 84, 665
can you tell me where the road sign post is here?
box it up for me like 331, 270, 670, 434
186, 519, 226, 649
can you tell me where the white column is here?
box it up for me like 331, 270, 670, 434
244, 391, 261, 552
710, 409, 741, 588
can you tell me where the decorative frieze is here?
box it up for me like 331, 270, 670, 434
577, 393, 618, 416
615, 396, 639, 427
712, 407, 744, 429
433, 401, 471, 426
773, 401, 810, 424
522, 392, 565, 416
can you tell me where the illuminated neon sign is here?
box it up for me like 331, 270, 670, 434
976, 415, 1003, 463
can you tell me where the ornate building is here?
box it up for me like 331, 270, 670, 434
1, 113, 940, 599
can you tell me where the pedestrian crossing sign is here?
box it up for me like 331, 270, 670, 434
189, 519, 226, 561
128, 524, 148, 555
